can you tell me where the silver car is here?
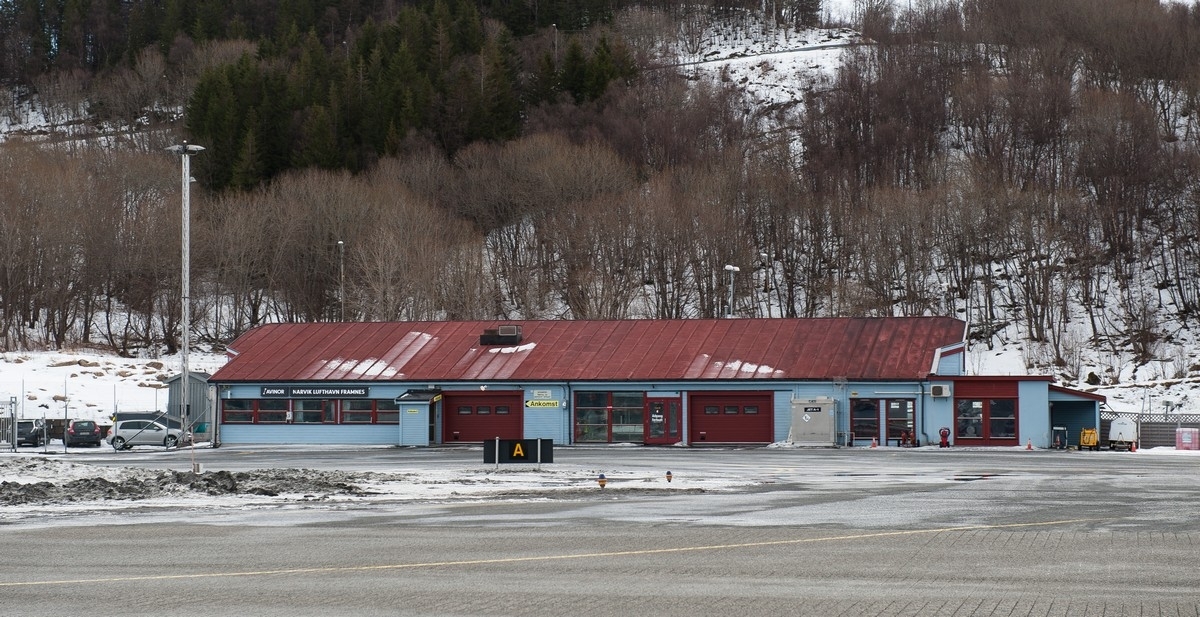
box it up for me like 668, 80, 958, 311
108, 420, 190, 450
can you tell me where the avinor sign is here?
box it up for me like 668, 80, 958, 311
260, 386, 369, 397
483, 438, 554, 464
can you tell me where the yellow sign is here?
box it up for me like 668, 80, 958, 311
525, 400, 560, 408
512, 442, 524, 457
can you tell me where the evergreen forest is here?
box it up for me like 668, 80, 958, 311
2, 0, 1200, 385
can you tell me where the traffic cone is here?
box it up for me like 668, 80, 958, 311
1130, 441, 1137, 453
870, 437, 877, 448
1026, 438, 1033, 450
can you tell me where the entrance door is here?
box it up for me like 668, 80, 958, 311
851, 398, 916, 445
645, 397, 681, 445
886, 400, 915, 445
429, 398, 441, 444
850, 399, 881, 444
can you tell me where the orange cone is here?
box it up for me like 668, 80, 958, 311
1026, 438, 1033, 450
1130, 441, 1137, 453
870, 437, 877, 448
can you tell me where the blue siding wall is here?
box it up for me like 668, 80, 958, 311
216, 378, 1071, 449
936, 352, 964, 376
787, 382, 956, 446
522, 409, 570, 442
773, 391, 790, 442
923, 397, 956, 445
524, 385, 570, 442
1019, 381, 1050, 447
220, 424, 398, 445
398, 401, 428, 446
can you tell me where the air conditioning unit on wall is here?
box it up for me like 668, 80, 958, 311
930, 384, 952, 398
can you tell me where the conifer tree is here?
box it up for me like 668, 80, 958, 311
559, 38, 589, 103
294, 104, 340, 169
528, 52, 561, 106
477, 29, 521, 141
231, 109, 266, 190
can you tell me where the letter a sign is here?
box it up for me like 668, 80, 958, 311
484, 439, 554, 464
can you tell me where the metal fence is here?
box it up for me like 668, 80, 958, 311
1100, 410, 1200, 449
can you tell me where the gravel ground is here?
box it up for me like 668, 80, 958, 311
0, 457, 379, 505
0, 455, 715, 517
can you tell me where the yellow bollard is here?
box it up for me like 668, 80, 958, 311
665, 471, 673, 482
597, 473, 607, 488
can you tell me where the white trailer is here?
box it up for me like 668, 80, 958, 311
1108, 417, 1138, 451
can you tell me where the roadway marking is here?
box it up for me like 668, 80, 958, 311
0, 518, 1101, 588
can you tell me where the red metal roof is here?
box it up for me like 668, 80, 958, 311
210, 317, 967, 383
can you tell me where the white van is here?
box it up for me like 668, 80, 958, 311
1108, 418, 1138, 451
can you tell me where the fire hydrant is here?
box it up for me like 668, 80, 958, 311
939, 427, 951, 448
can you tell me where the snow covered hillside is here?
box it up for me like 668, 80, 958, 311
0, 350, 226, 424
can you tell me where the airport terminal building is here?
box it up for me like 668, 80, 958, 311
207, 318, 1104, 448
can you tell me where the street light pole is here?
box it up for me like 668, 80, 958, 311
724, 264, 739, 318
337, 240, 345, 321
760, 252, 770, 318
166, 142, 204, 444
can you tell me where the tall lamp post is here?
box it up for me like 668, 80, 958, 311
337, 240, 345, 321
759, 252, 769, 318
724, 264, 739, 318
166, 142, 203, 444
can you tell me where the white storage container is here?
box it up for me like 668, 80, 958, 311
1108, 418, 1138, 451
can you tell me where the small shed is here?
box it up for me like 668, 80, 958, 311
165, 371, 212, 436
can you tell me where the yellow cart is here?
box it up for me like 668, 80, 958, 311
1079, 428, 1099, 451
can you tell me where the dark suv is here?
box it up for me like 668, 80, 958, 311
16, 420, 46, 447
64, 419, 102, 447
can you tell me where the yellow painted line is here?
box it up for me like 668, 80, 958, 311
0, 518, 1101, 588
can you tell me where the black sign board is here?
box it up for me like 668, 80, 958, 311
260, 386, 370, 397
483, 439, 554, 464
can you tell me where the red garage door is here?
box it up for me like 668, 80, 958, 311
689, 392, 774, 443
442, 391, 523, 442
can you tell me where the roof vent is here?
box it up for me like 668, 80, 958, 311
480, 324, 522, 345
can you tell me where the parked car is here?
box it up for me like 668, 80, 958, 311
16, 420, 46, 447
63, 419, 103, 447
108, 420, 190, 450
